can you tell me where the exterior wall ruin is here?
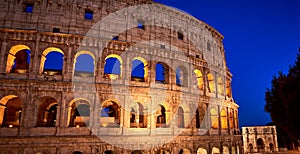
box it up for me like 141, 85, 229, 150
0, 0, 242, 153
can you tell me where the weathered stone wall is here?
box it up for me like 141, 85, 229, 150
0, 0, 242, 153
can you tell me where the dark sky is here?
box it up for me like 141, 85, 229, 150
155, 0, 300, 127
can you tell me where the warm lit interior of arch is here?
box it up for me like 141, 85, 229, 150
226, 80, 232, 98
39, 47, 64, 74
221, 108, 228, 129
210, 108, 218, 129
218, 77, 224, 95
223, 146, 230, 154
0, 95, 18, 105
100, 99, 121, 127
67, 98, 91, 127
212, 147, 220, 154
104, 54, 123, 79
6, 45, 30, 73
197, 148, 207, 154
194, 69, 204, 90
207, 73, 215, 93
132, 57, 148, 81
0, 95, 22, 127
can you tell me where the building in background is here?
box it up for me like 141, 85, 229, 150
242, 126, 278, 153
0, 0, 241, 153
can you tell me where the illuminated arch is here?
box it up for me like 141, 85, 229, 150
73, 51, 95, 76
67, 98, 91, 127
156, 104, 167, 128
0, 95, 22, 127
210, 108, 218, 129
179, 148, 191, 154
207, 73, 215, 93
6, 45, 31, 73
221, 109, 228, 129
36, 97, 58, 127
104, 54, 123, 79
100, 100, 121, 127
194, 69, 204, 90
39, 47, 64, 74
131, 57, 148, 82
217, 76, 224, 95
197, 148, 207, 154
223, 146, 229, 154
211, 147, 220, 154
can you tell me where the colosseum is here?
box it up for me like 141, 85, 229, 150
0, 0, 242, 153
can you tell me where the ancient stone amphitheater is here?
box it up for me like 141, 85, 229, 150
0, 0, 242, 153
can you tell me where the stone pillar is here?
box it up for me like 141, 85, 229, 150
218, 105, 221, 135
30, 33, 40, 77
63, 45, 72, 81
0, 34, 7, 73
149, 60, 156, 84
55, 105, 61, 127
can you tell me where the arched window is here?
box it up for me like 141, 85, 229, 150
131, 57, 148, 82
74, 53, 95, 77
104, 55, 122, 79
229, 109, 234, 129
179, 148, 191, 154
177, 107, 184, 128
176, 66, 187, 86
100, 101, 120, 127
156, 105, 166, 128
226, 79, 232, 98
207, 73, 215, 93
221, 109, 228, 129
257, 138, 265, 152
210, 108, 218, 129
130, 102, 146, 128
223, 146, 229, 154
217, 77, 224, 95
156, 63, 169, 83
248, 144, 253, 153
211, 147, 220, 154
6, 45, 31, 73
195, 109, 200, 129
40, 48, 64, 75
269, 143, 274, 152
69, 101, 90, 127
0, 95, 22, 127
36, 97, 58, 127
197, 148, 207, 154
194, 69, 204, 90
72, 151, 83, 154
234, 111, 238, 128
103, 150, 115, 154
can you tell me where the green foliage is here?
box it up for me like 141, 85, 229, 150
265, 51, 300, 141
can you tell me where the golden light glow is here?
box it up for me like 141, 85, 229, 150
39, 47, 64, 74
207, 73, 215, 93
132, 57, 148, 80
8, 125, 13, 128
194, 69, 204, 90
6, 45, 30, 73
210, 108, 218, 129
221, 109, 228, 129
104, 54, 123, 79
218, 77, 224, 95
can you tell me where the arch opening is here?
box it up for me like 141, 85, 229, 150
40, 48, 64, 75
131, 57, 148, 82
6, 45, 31, 73
104, 54, 122, 79
36, 97, 58, 127
210, 108, 218, 129
156, 62, 169, 83
100, 101, 120, 127
74, 52, 95, 77
177, 106, 184, 128
0, 96, 22, 127
69, 100, 90, 127
156, 105, 166, 128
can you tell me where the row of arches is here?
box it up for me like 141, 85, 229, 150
247, 138, 275, 153
5, 44, 231, 97
34, 146, 239, 154
0, 95, 238, 129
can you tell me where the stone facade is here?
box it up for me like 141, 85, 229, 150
0, 0, 242, 153
242, 126, 278, 153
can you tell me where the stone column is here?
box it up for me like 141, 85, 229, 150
30, 33, 40, 77
55, 105, 61, 127
63, 45, 72, 81
0, 34, 7, 73
0, 106, 6, 126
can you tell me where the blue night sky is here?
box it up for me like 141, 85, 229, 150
155, 0, 300, 127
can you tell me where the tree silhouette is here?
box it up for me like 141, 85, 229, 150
265, 50, 300, 149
